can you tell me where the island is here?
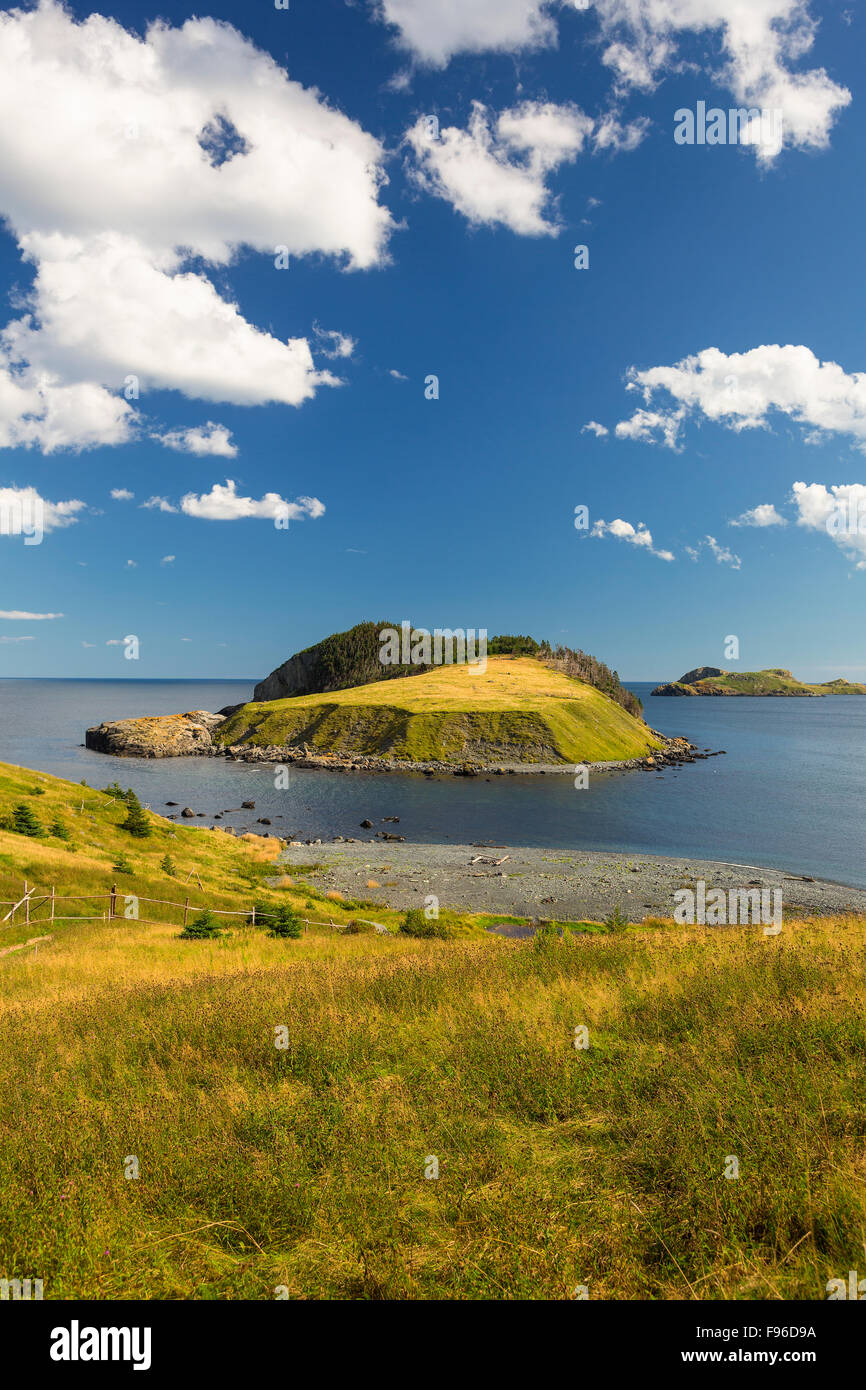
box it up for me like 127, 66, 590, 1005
652, 666, 866, 697
86, 623, 706, 773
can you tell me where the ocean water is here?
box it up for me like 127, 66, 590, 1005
1, 677, 865, 887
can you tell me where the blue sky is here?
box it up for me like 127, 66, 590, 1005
0, 0, 864, 681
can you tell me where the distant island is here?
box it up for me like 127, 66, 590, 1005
86, 623, 703, 773
652, 666, 866, 697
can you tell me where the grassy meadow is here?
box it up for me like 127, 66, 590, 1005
216, 655, 664, 763
0, 761, 864, 1301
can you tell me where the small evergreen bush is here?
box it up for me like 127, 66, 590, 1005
121, 789, 151, 838
12, 803, 43, 837
179, 909, 222, 940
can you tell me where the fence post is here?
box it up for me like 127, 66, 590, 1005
183, 897, 190, 928
109, 883, 117, 920
24, 881, 30, 926
251, 903, 256, 927
50, 886, 55, 923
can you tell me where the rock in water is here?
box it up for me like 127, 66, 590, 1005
85, 711, 226, 757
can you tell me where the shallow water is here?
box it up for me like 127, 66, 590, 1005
1, 678, 865, 887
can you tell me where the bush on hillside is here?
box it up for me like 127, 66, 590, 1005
121, 789, 151, 839
179, 910, 223, 940
399, 908, 450, 939
12, 803, 43, 837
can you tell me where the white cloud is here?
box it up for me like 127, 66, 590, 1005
378, 2, 849, 161
0, 635, 34, 643
389, 368, 409, 381
125, 559, 137, 568
614, 345, 866, 451
111, 488, 134, 501
0, 3, 393, 451
179, 479, 326, 523
375, 0, 558, 67
81, 641, 96, 648
731, 503, 787, 527
792, 481, 866, 569
313, 325, 356, 360
155, 423, 238, 458
614, 406, 684, 449
0, 484, 85, 535
141, 496, 178, 513
582, 420, 609, 437
405, 100, 643, 236
161, 555, 175, 565
0, 609, 63, 620
591, 516, 674, 561
704, 535, 741, 569
594, 0, 851, 162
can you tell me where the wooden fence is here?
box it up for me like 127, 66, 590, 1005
0, 882, 384, 935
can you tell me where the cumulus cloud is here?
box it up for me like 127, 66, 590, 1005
140, 497, 177, 513
792, 481, 866, 569
375, 0, 558, 67
582, 420, 609, 437
179, 479, 326, 523
0, 484, 85, 535
111, 488, 134, 501
594, 0, 850, 161
731, 503, 787, 527
0, 3, 393, 452
405, 100, 644, 235
614, 345, 866, 451
154, 423, 238, 459
378, 2, 849, 161
0, 609, 63, 619
615, 406, 684, 449
591, 516, 675, 561
161, 555, 175, 565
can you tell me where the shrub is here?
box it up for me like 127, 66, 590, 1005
12, 803, 43, 837
251, 901, 303, 937
605, 905, 630, 933
179, 909, 222, 940
112, 852, 134, 875
121, 790, 151, 839
344, 919, 374, 935
50, 819, 71, 841
399, 908, 449, 939
160, 854, 176, 876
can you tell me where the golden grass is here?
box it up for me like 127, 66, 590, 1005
217, 657, 662, 764
1, 900, 863, 1300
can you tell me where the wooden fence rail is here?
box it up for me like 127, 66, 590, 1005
0, 884, 382, 935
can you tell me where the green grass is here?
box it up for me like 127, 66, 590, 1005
217, 657, 664, 764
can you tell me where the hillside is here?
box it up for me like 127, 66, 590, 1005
219, 656, 666, 765
652, 666, 866, 697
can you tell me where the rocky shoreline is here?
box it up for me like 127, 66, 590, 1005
85, 710, 719, 776
274, 840, 866, 925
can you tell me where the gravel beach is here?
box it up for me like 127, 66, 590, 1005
278, 839, 866, 927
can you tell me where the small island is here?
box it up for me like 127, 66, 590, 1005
652, 666, 866, 697
86, 623, 703, 773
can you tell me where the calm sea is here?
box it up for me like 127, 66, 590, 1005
1, 678, 865, 887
